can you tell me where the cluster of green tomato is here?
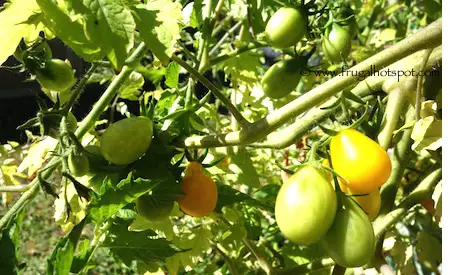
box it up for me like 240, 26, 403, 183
261, 6, 356, 99
275, 129, 392, 268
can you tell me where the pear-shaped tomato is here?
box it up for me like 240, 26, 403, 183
100, 116, 153, 165
321, 195, 376, 267
261, 58, 304, 99
136, 195, 174, 223
343, 187, 381, 221
68, 151, 90, 177
265, 7, 308, 48
177, 162, 218, 217
322, 23, 352, 63
330, 129, 392, 194
275, 165, 337, 245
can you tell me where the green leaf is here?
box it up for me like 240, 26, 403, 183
165, 61, 180, 88
36, 0, 104, 62
70, 240, 95, 274
0, 0, 46, 65
416, 231, 441, 272
0, 208, 25, 274
118, 71, 144, 100
215, 184, 254, 211
70, 0, 135, 69
133, 0, 182, 65
217, 50, 262, 85
103, 222, 185, 267
47, 218, 87, 275
88, 174, 162, 224
411, 117, 442, 152
230, 150, 261, 188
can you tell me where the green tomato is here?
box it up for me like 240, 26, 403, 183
275, 165, 337, 245
265, 7, 308, 48
321, 195, 376, 267
100, 116, 153, 165
36, 59, 75, 91
68, 151, 90, 177
322, 23, 352, 63
136, 195, 174, 223
261, 58, 305, 99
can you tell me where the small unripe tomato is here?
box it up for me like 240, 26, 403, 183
322, 23, 352, 63
177, 162, 218, 217
68, 151, 90, 177
36, 59, 75, 91
330, 129, 392, 194
265, 7, 308, 48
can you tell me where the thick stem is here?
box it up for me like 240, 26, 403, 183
75, 42, 147, 138
415, 49, 433, 120
373, 168, 442, 237
0, 185, 31, 192
183, 19, 442, 148
171, 54, 250, 128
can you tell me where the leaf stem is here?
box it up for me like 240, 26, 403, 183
415, 48, 433, 120
242, 238, 275, 275
0, 184, 31, 193
171, 54, 250, 128
209, 21, 243, 56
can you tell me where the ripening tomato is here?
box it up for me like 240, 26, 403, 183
275, 165, 337, 245
136, 195, 174, 223
35, 59, 75, 91
100, 116, 153, 165
322, 23, 352, 63
330, 129, 392, 194
265, 7, 308, 48
177, 162, 218, 217
321, 195, 376, 267
261, 58, 304, 99
68, 151, 90, 177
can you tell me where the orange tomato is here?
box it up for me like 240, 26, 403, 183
177, 162, 218, 217
330, 129, 391, 194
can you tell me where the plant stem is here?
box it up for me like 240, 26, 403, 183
215, 243, 238, 275
62, 63, 99, 114
184, 19, 442, 148
242, 238, 275, 275
209, 41, 266, 67
415, 48, 433, 120
0, 185, 31, 192
75, 42, 147, 138
209, 21, 243, 56
171, 54, 250, 128
373, 168, 442, 237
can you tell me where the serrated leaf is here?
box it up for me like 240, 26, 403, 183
411, 116, 442, 152
118, 71, 144, 100
165, 61, 180, 88
0, 0, 45, 66
36, 0, 104, 62
133, 0, 182, 65
88, 174, 162, 224
217, 50, 262, 85
70, 0, 135, 69
229, 150, 261, 188
104, 223, 184, 267
47, 218, 86, 275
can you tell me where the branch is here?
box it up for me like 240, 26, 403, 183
183, 19, 442, 148
0, 184, 31, 192
171, 54, 250, 128
415, 48, 433, 120
209, 41, 266, 67
214, 243, 239, 275
209, 21, 243, 56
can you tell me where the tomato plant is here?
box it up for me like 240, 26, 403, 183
0, 0, 442, 274
261, 58, 304, 99
321, 195, 376, 267
265, 7, 307, 48
35, 59, 75, 91
322, 23, 352, 63
330, 129, 392, 194
275, 164, 337, 245
177, 162, 218, 218
100, 116, 153, 165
